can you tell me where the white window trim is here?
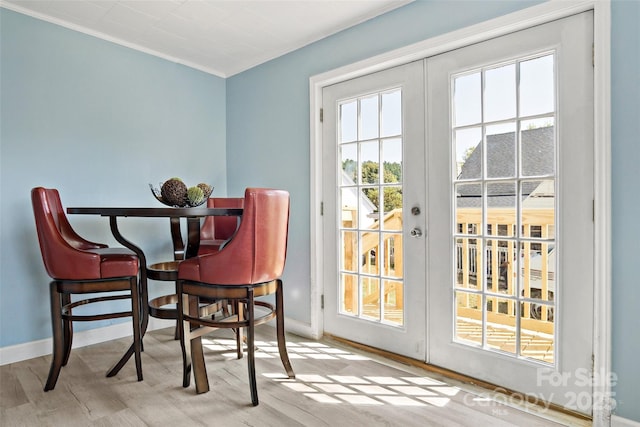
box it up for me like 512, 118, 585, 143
309, 0, 611, 423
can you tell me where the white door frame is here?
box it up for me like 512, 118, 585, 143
309, 1, 611, 424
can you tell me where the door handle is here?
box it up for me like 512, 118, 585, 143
410, 227, 423, 238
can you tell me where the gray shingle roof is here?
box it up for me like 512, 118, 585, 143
457, 126, 554, 208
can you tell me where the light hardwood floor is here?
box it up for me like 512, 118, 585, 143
1, 326, 589, 426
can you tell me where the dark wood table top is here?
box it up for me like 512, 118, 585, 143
67, 206, 243, 217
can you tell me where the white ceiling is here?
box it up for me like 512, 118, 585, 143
2, 0, 412, 77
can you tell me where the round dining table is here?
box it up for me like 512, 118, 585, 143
67, 206, 243, 378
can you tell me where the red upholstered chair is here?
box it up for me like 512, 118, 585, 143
177, 188, 295, 405
198, 197, 244, 255
31, 187, 142, 391
147, 196, 244, 327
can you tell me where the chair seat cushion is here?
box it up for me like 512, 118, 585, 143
93, 248, 139, 278
178, 257, 201, 282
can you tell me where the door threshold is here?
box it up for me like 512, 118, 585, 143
323, 333, 592, 425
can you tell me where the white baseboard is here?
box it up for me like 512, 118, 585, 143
612, 415, 640, 427
0, 322, 134, 366
282, 317, 316, 339
0, 316, 309, 366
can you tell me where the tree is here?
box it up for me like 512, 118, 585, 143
342, 159, 403, 212
384, 161, 402, 182
361, 161, 379, 184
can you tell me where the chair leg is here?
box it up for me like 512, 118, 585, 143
173, 322, 180, 340
189, 296, 210, 394
276, 280, 295, 378
173, 279, 181, 341
192, 334, 208, 394
235, 300, 244, 359
247, 289, 258, 406
45, 282, 64, 391
61, 293, 73, 366
177, 286, 192, 388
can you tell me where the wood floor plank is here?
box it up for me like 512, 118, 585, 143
90, 408, 147, 427
1, 402, 41, 427
1, 326, 589, 427
0, 365, 29, 409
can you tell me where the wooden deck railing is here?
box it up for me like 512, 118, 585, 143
341, 206, 555, 335
455, 207, 555, 335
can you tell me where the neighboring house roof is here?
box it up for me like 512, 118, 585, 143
341, 169, 378, 228
457, 126, 555, 208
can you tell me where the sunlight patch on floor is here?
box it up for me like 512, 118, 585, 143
202, 336, 463, 408
258, 341, 459, 408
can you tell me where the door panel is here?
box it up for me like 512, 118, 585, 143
426, 12, 594, 414
322, 61, 426, 359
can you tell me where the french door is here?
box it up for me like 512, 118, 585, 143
322, 12, 594, 414
322, 61, 427, 359
426, 12, 594, 414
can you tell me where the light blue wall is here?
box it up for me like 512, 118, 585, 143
610, 0, 640, 422
0, 10, 227, 345
226, 0, 639, 422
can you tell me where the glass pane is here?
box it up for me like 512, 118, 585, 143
520, 54, 555, 117
360, 187, 378, 228
522, 242, 555, 304
456, 238, 481, 290
484, 63, 516, 122
455, 127, 482, 179
382, 185, 402, 217
455, 291, 482, 345
540, 242, 555, 303
360, 231, 379, 275
486, 297, 516, 355
340, 101, 357, 143
486, 122, 516, 178
360, 141, 379, 185
382, 233, 402, 277
521, 179, 555, 239
360, 95, 379, 140
382, 279, 403, 326
529, 298, 555, 321
521, 305, 554, 363
454, 72, 481, 126
382, 138, 402, 183
519, 241, 547, 301
521, 118, 555, 176
341, 231, 358, 272
341, 143, 357, 183
339, 273, 358, 315
361, 276, 380, 320
487, 181, 516, 234
341, 188, 358, 228
456, 183, 481, 235
381, 90, 401, 137
455, 238, 465, 287
486, 240, 515, 296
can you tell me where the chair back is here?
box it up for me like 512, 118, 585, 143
180, 188, 289, 285
31, 187, 104, 280
200, 197, 244, 241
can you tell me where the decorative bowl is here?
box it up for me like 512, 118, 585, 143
149, 182, 213, 208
